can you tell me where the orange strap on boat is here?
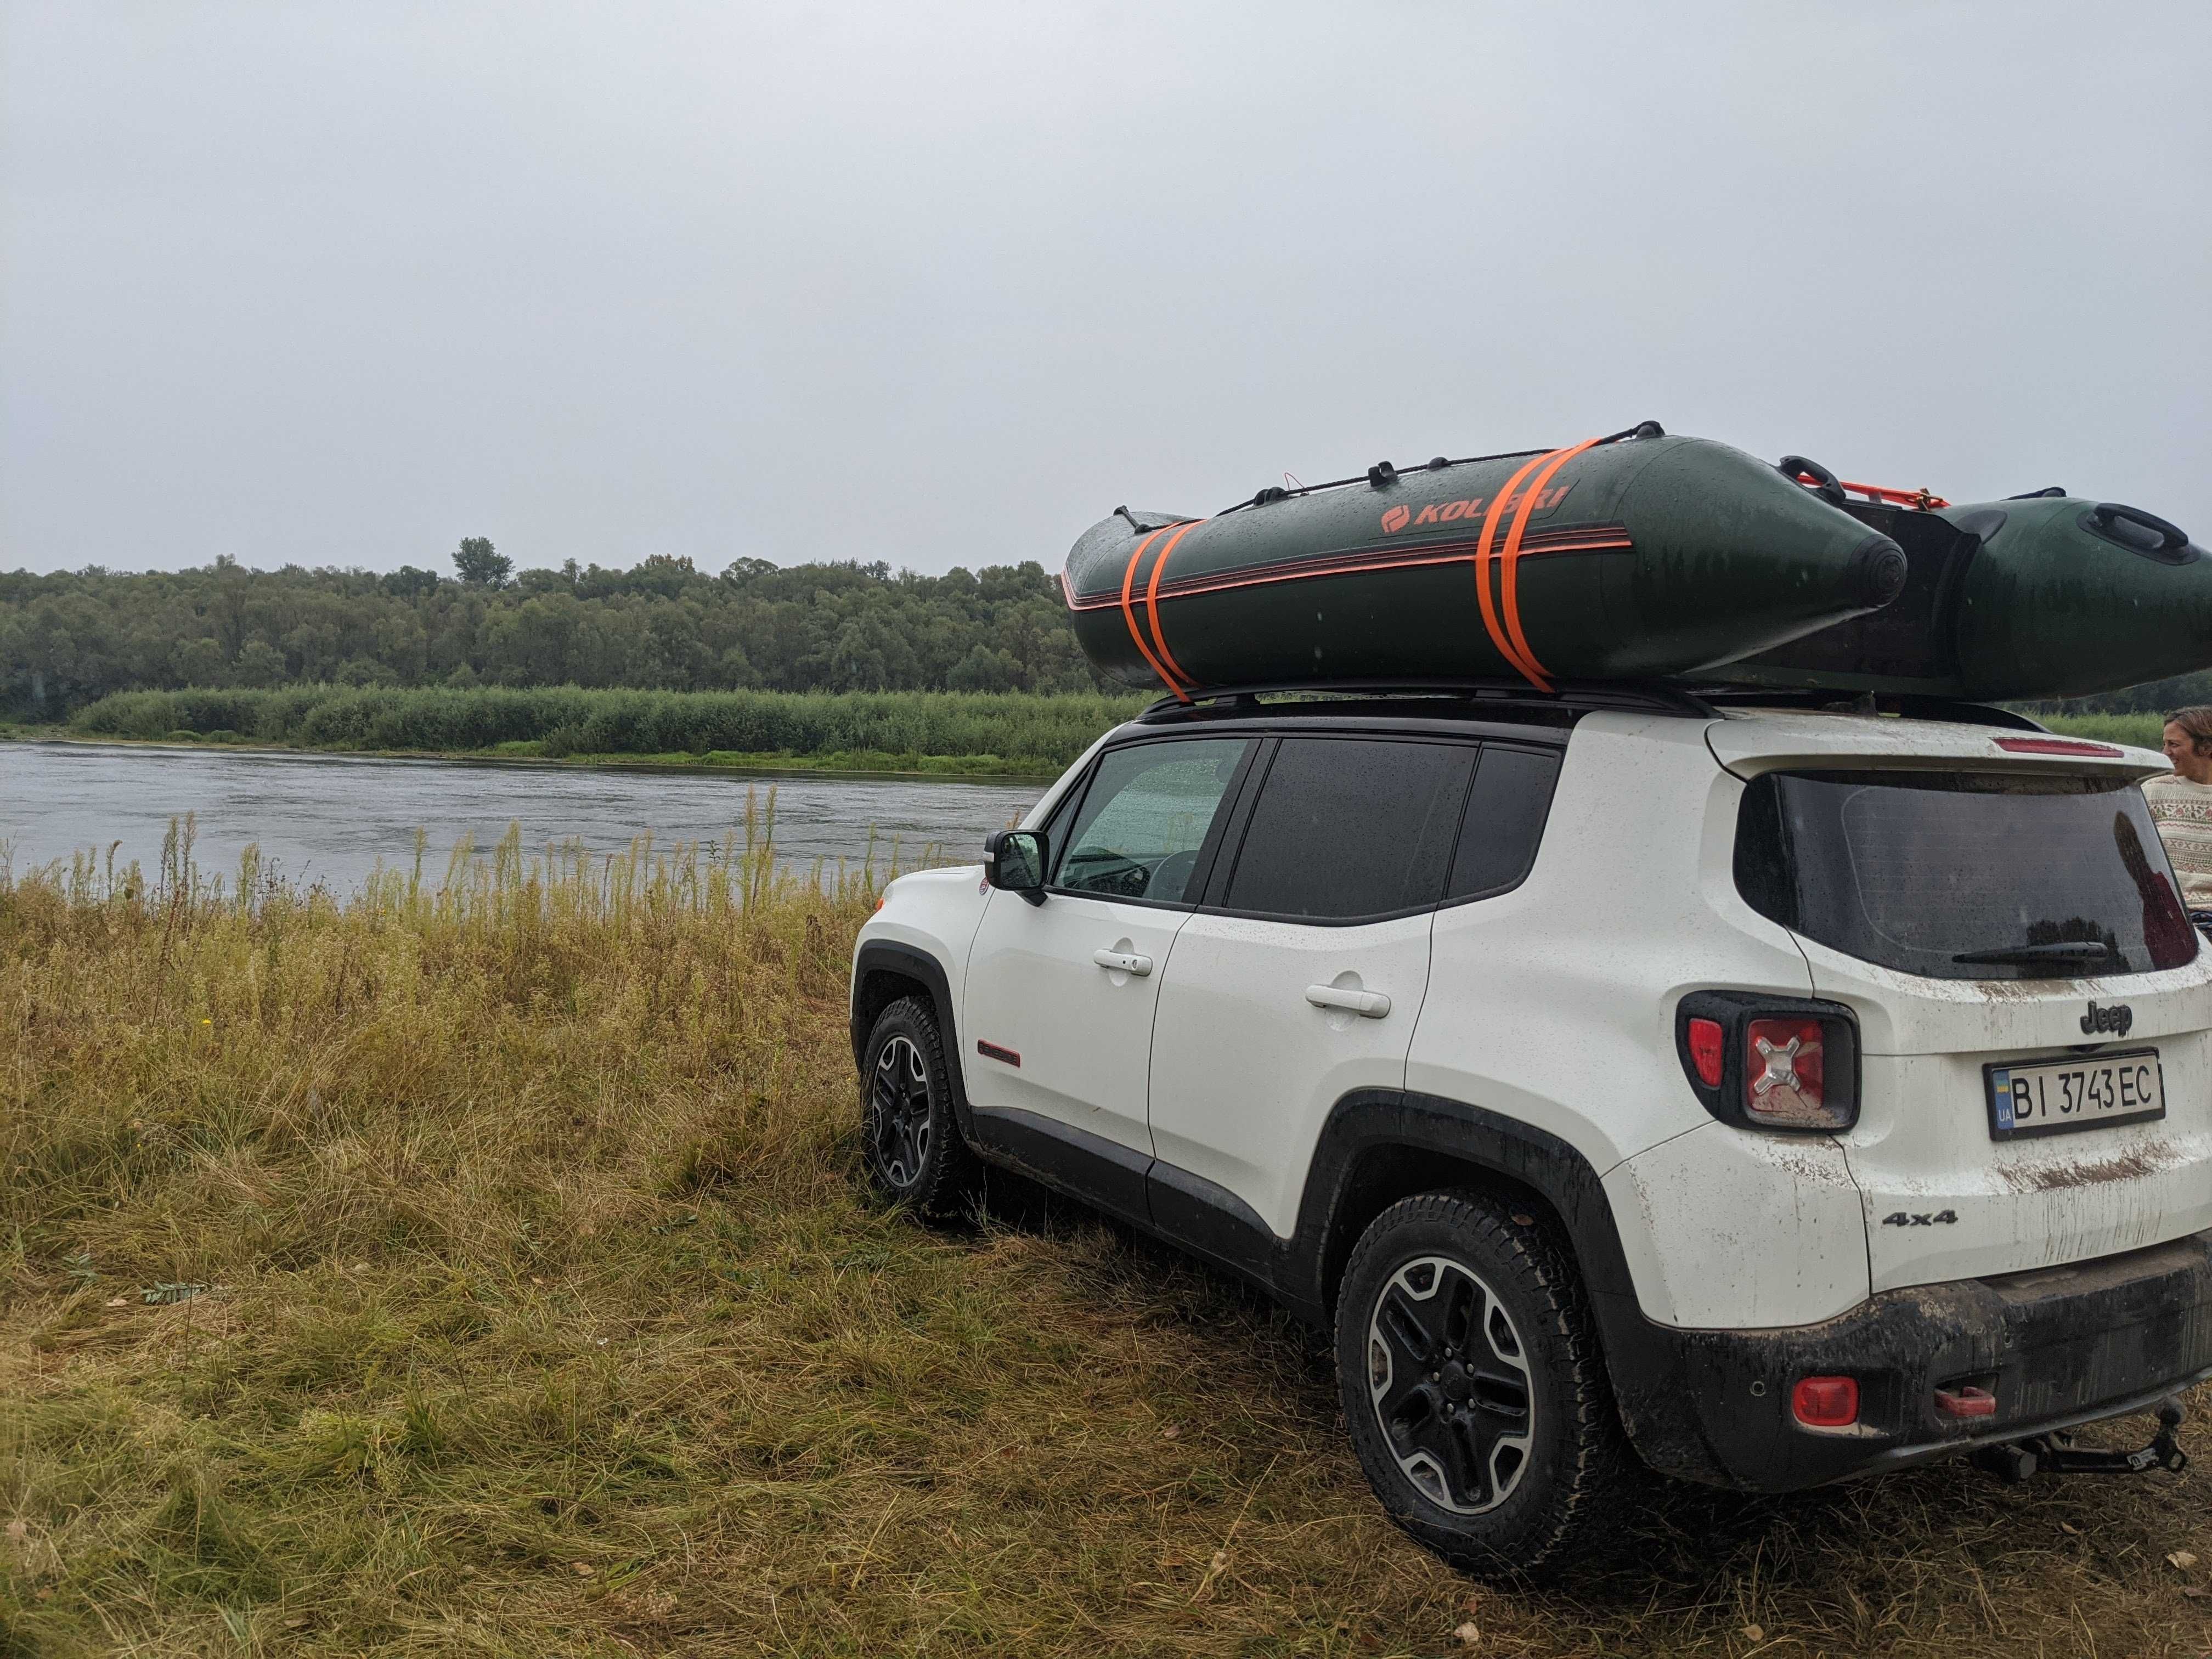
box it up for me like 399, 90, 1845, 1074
1843, 478, 1950, 510
1494, 437, 1605, 690
1793, 472, 1951, 511
1119, 527, 1187, 701
1470, 452, 1558, 688
1143, 521, 1201, 698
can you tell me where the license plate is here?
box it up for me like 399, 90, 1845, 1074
1985, 1048, 2165, 1141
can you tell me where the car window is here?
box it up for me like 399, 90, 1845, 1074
1735, 769, 2198, 979
1447, 747, 1562, 900
1222, 738, 1476, 921
1053, 738, 1251, 904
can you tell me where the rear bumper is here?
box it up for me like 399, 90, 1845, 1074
1607, 1227, 2212, 1491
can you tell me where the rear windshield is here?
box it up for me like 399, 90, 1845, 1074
1734, 770, 2198, 980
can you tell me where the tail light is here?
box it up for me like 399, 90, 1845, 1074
1675, 992, 1860, 1132
1686, 1017, 1726, 1088
1746, 1016, 1828, 1127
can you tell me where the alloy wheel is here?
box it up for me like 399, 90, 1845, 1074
1367, 1254, 1534, 1514
869, 1034, 933, 1189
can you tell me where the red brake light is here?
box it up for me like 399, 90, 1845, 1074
1686, 1017, 1725, 1088
1993, 736, 2123, 758
1792, 1375, 1859, 1428
1745, 1017, 1837, 1127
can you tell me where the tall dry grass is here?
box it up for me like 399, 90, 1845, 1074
3, 823, 2209, 1657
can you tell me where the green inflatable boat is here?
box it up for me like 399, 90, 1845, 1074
1715, 473, 2209, 701
1063, 426, 2208, 703
1063, 426, 1908, 696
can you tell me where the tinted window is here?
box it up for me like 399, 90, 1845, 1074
1735, 770, 2198, 980
1054, 738, 1250, 904
1223, 738, 1476, 920
1447, 747, 1561, 900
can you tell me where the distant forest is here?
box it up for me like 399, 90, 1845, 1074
0, 543, 1109, 720
4, 540, 2203, 721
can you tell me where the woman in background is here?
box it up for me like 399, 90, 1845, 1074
2148, 706, 2212, 925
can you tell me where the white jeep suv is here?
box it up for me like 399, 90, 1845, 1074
848, 686, 2212, 1573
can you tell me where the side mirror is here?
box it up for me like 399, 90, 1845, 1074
985, 829, 1048, 905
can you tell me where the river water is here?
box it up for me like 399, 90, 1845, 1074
1, 742, 1043, 895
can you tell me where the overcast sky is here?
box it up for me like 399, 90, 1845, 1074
4, 1, 2207, 579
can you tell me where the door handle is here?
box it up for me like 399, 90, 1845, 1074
1306, 984, 1391, 1018
1093, 949, 1154, 977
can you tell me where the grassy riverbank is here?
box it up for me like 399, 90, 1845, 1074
62, 687, 1150, 777
5, 842, 2209, 1656
50, 686, 2172, 774
2039, 712, 2166, 749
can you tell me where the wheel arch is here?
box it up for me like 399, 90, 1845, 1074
851, 940, 976, 1136
1289, 1090, 1643, 1355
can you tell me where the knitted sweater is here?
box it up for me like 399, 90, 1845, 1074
2143, 772, 2212, 911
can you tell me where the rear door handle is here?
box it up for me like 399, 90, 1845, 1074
1093, 949, 1154, 977
1306, 984, 1391, 1018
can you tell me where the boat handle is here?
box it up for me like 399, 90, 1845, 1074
1093, 949, 1153, 977
1779, 454, 1847, 508
1306, 984, 1391, 1019
2086, 501, 2191, 556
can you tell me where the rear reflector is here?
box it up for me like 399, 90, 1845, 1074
1792, 1375, 1859, 1428
1686, 1018, 1725, 1088
1994, 736, 2124, 758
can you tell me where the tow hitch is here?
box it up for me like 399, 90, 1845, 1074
1968, 1398, 2188, 1483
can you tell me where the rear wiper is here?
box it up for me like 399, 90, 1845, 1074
1951, 941, 2119, 967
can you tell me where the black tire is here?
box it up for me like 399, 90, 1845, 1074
1335, 1191, 1628, 1580
858, 997, 981, 1215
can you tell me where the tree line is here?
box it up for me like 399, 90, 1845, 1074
5, 537, 2201, 722
0, 543, 1110, 720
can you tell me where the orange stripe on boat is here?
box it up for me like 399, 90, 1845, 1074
1496, 438, 1604, 690
1060, 528, 1637, 610
1471, 452, 1559, 687
1144, 520, 1201, 699
1119, 528, 1182, 696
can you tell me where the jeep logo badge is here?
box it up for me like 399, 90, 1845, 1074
2081, 1000, 2134, 1037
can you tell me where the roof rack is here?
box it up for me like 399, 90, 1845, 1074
1135, 678, 1721, 723
1133, 679, 2052, 733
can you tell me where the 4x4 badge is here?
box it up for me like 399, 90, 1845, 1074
1882, 1210, 1959, 1227
2081, 1000, 2134, 1036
